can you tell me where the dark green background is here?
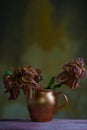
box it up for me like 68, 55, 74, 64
0, 0, 87, 119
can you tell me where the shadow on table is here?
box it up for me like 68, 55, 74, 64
0, 119, 32, 122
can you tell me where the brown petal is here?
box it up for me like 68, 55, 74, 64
9, 87, 20, 100
22, 87, 31, 99
57, 71, 68, 83
64, 77, 80, 89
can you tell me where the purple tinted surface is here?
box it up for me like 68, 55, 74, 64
0, 119, 87, 130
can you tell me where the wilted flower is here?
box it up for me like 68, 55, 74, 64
3, 57, 87, 101
57, 58, 87, 89
3, 65, 42, 100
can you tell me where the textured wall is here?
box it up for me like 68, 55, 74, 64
0, 0, 87, 119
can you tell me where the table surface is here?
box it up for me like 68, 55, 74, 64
0, 119, 87, 130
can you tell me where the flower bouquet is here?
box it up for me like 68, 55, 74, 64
3, 58, 87, 122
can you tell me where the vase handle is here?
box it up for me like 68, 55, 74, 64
55, 92, 68, 112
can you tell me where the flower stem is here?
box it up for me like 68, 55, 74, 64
46, 76, 55, 89
52, 83, 62, 90
46, 76, 62, 90
46, 83, 62, 90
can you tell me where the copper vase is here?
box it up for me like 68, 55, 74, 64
27, 89, 68, 122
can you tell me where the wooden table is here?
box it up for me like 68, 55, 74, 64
0, 119, 87, 130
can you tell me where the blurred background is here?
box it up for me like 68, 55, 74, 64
0, 0, 87, 119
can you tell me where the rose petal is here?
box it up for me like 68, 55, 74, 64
57, 71, 68, 83
80, 69, 87, 78
76, 57, 84, 66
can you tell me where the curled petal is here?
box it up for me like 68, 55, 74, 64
76, 57, 84, 66
23, 87, 31, 99
31, 79, 40, 88
80, 69, 87, 78
57, 71, 68, 83
73, 66, 79, 74
3, 65, 42, 100
72, 79, 80, 89
57, 58, 87, 89
9, 87, 20, 100
62, 77, 80, 89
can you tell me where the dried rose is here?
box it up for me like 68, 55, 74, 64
3, 65, 42, 99
57, 58, 87, 89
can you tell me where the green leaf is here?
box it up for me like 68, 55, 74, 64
53, 84, 62, 88
3, 70, 12, 76
47, 76, 55, 89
